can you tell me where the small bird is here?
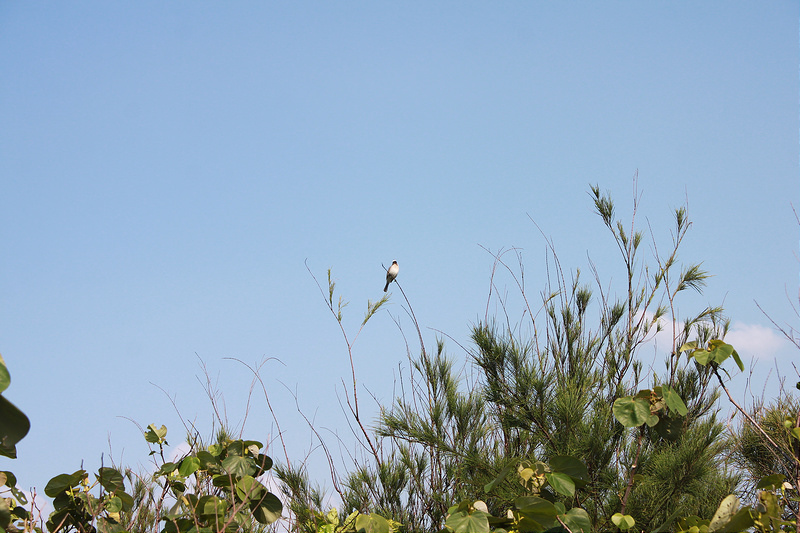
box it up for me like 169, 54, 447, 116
384, 261, 399, 292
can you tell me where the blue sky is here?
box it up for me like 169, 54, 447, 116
1, 2, 798, 500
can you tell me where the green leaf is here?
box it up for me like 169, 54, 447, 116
0, 471, 16, 489
730, 348, 745, 372
448, 500, 472, 516
162, 517, 193, 532
11, 505, 29, 521
197, 495, 228, 519
355, 513, 391, 533
222, 455, 256, 478
0, 395, 30, 459
709, 494, 739, 531
678, 515, 709, 531
0, 497, 11, 530
693, 349, 713, 365
144, 424, 167, 444
117, 490, 134, 512
235, 475, 263, 502
212, 473, 233, 490
756, 474, 786, 490
716, 506, 755, 533
660, 384, 688, 416
242, 440, 263, 453
445, 510, 490, 533
0, 471, 25, 506
612, 513, 636, 530
96, 467, 125, 493
706, 340, 734, 366
0, 354, 10, 394
254, 453, 273, 475
561, 508, 592, 533
178, 456, 201, 477
169, 480, 186, 497
196, 450, 218, 469
518, 467, 535, 483
105, 495, 123, 513
514, 516, 548, 532
5, 485, 26, 506
549, 456, 589, 486
44, 470, 86, 498
226, 440, 246, 456
758, 490, 781, 518
180, 493, 199, 514
156, 462, 177, 476
249, 491, 283, 524
613, 397, 652, 427
515, 496, 559, 516
679, 341, 698, 353
546, 472, 575, 497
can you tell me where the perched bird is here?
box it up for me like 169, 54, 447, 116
384, 261, 399, 292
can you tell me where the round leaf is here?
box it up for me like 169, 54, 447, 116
546, 472, 575, 497
254, 454, 273, 475
561, 508, 592, 533
445, 510, 490, 533
707, 341, 734, 365
0, 471, 16, 489
44, 471, 85, 498
222, 455, 256, 478
250, 491, 283, 524
178, 456, 201, 477
613, 397, 652, 427
235, 475, 263, 502
196, 450, 218, 470
355, 513, 392, 533
197, 495, 228, 519
105, 495, 123, 513
612, 513, 636, 530
515, 496, 559, 516
96, 467, 125, 493
692, 349, 712, 366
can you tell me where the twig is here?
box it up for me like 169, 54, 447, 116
556, 514, 575, 533
620, 427, 644, 515
712, 366, 797, 466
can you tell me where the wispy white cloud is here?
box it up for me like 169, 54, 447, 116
637, 311, 680, 354
725, 322, 793, 361
636, 312, 794, 362
167, 441, 192, 462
